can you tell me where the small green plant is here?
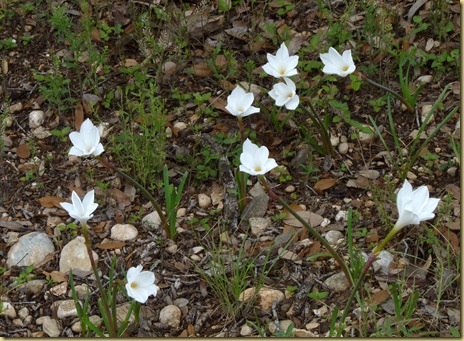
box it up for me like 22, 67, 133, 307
0, 37, 17, 50
50, 126, 72, 143
163, 167, 188, 240
14, 265, 34, 285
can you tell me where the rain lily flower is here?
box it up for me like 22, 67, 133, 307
393, 180, 440, 232
60, 190, 98, 226
239, 138, 278, 176
268, 77, 299, 110
262, 42, 299, 79
320, 47, 356, 77
225, 86, 260, 118
125, 265, 159, 304
69, 118, 104, 157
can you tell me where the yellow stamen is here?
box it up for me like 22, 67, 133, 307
131, 282, 137, 289
342, 65, 349, 72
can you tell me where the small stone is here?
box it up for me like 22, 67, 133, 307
174, 122, 187, 131
18, 307, 29, 320
249, 182, 265, 197
7, 232, 55, 268
23, 315, 33, 326
173, 298, 189, 315
249, 217, 271, 237
284, 185, 295, 193
239, 287, 284, 312
421, 104, 434, 123
165, 127, 172, 138
8, 102, 23, 114
36, 316, 50, 325
57, 300, 79, 319
358, 126, 375, 144
294, 328, 317, 337
335, 210, 348, 222
42, 318, 61, 337
338, 142, 349, 154
116, 303, 135, 326
13, 318, 23, 327
22, 279, 47, 295
3, 115, 14, 127
447, 167, 457, 177
1, 302, 16, 319
313, 305, 328, 317
324, 272, 350, 292
198, 193, 212, 209
177, 208, 187, 217
406, 171, 417, 180
29, 110, 45, 128
325, 230, 343, 245
165, 244, 178, 254
163, 61, 177, 75
330, 135, 340, 147
373, 250, 394, 275
279, 319, 294, 333
159, 305, 182, 328
46, 216, 62, 228
59, 236, 99, 277
306, 322, 320, 330
68, 284, 89, 299
142, 211, 162, 230
110, 224, 138, 241
240, 324, 253, 336
50, 282, 68, 296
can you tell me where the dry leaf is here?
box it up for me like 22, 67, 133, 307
346, 175, 370, 189
16, 143, 31, 159
96, 241, 126, 249
283, 210, 324, 227
314, 178, 337, 194
111, 188, 131, 209
38, 196, 67, 208
124, 59, 138, 67
192, 63, 212, 77
368, 289, 390, 306
208, 96, 227, 113
43, 270, 68, 283
74, 103, 84, 130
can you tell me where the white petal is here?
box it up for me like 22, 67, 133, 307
69, 132, 87, 152
69, 146, 86, 156
285, 95, 299, 110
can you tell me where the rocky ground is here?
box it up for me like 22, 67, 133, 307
0, 0, 461, 337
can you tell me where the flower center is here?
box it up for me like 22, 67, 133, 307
342, 65, 349, 72
279, 68, 286, 75
254, 166, 262, 172
130, 282, 138, 289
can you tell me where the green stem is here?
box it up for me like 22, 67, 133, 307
358, 72, 414, 114
238, 117, 247, 211
96, 156, 171, 239
372, 226, 398, 255
299, 103, 335, 157
81, 223, 117, 337
258, 176, 353, 287
336, 252, 377, 336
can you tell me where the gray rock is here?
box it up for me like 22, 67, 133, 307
29, 110, 45, 128
42, 318, 61, 337
18, 307, 29, 320
111, 224, 138, 241
198, 193, 212, 209
21, 279, 47, 295
324, 272, 350, 293
57, 300, 79, 319
71, 315, 101, 333
1, 302, 16, 319
249, 217, 271, 237
142, 211, 162, 230
241, 194, 269, 221
6, 232, 55, 268
59, 236, 98, 277
338, 142, 349, 154
159, 305, 181, 328
324, 230, 343, 246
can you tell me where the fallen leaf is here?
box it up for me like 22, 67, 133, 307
346, 175, 370, 189
16, 143, 31, 159
111, 188, 131, 209
74, 103, 84, 130
42, 270, 68, 283
38, 196, 67, 208
124, 58, 138, 67
208, 96, 227, 112
447, 220, 460, 231
96, 241, 126, 249
283, 210, 324, 227
193, 63, 212, 77
314, 178, 337, 194
358, 169, 380, 180
368, 289, 390, 306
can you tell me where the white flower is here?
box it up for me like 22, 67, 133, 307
394, 180, 440, 232
239, 138, 278, 176
268, 77, 299, 110
69, 118, 104, 157
125, 265, 159, 304
225, 86, 260, 118
320, 47, 356, 77
60, 190, 98, 226
262, 42, 299, 78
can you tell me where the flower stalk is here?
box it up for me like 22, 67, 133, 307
237, 117, 247, 211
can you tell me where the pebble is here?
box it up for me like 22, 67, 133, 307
249, 217, 271, 237
8, 102, 23, 113
447, 167, 457, 177
173, 298, 189, 315
358, 126, 375, 144
324, 230, 343, 245
22, 279, 47, 294
240, 324, 253, 336
174, 121, 187, 131
177, 208, 187, 217
142, 211, 162, 230
421, 104, 434, 123
324, 272, 350, 292
59, 236, 99, 277
67, 284, 89, 299
165, 244, 178, 254
29, 110, 45, 128
373, 250, 394, 275
1, 302, 16, 319
198, 193, 212, 208
18, 307, 29, 320
294, 329, 317, 337
159, 305, 182, 328
57, 300, 79, 319
284, 185, 295, 193
239, 287, 284, 312
110, 224, 138, 241
116, 303, 135, 326
406, 171, 417, 180
13, 318, 23, 327
42, 318, 61, 337
335, 210, 348, 222
50, 282, 68, 296
338, 142, 349, 154
330, 135, 340, 147
6, 232, 55, 268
